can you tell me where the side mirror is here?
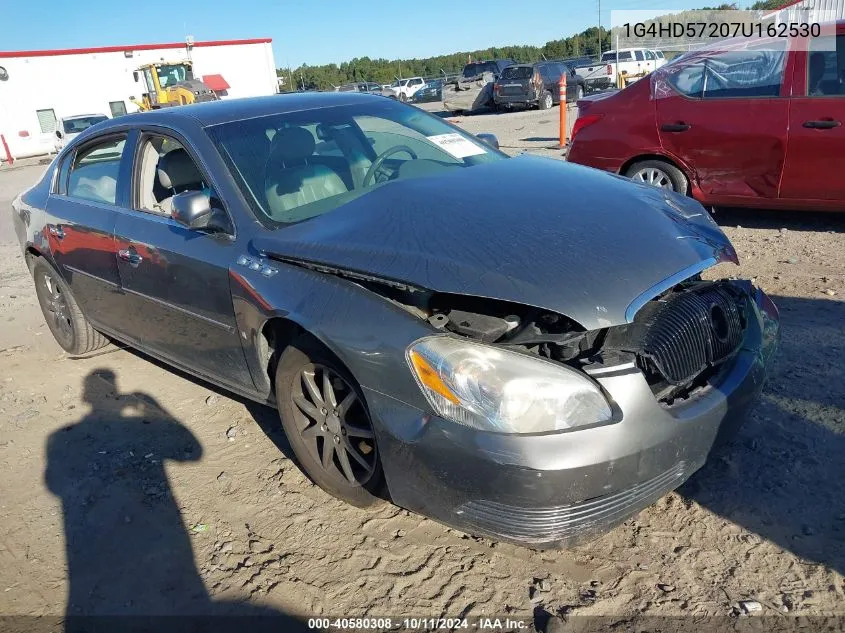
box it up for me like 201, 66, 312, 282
476, 133, 499, 150
133, 71, 139, 82
55, 130, 63, 139
171, 191, 213, 229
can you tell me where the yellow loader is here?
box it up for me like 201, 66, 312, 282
130, 61, 218, 111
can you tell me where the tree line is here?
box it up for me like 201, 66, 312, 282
276, 1, 786, 91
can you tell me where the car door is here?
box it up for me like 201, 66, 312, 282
45, 133, 131, 333
655, 45, 790, 202
112, 129, 254, 389
779, 33, 845, 205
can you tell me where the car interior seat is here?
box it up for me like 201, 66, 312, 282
263, 126, 348, 222
155, 148, 206, 214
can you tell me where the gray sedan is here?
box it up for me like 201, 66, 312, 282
11, 93, 779, 548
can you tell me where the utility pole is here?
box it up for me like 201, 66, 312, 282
597, 0, 602, 56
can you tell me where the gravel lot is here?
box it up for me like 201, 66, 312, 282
0, 107, 843, 629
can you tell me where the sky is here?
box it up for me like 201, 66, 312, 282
2, 0, 714, 67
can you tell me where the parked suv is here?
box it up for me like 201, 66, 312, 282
493, 61, 585, 110
568, 25, 845, 211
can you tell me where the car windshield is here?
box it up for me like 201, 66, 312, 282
462, 62, 497, 78
208, 99, 504, 227
63, 116, 108, 134
500, 66, 533, 80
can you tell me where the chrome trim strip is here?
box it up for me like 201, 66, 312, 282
121, 287, 236, 333
63, 265, 120, 289
624, 257, 717, 323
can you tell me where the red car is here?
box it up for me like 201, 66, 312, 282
568, 23, 845, 212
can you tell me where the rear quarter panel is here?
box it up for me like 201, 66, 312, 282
568, 79, 661, 173
12, 161, 58, 270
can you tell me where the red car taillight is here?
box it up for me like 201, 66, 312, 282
571, 114, 604, 140
606, 64, 612, 75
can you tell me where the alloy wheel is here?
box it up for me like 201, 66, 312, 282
544, 93, 553, 109
630, 167, 674, 189
291, 363, 377, 486
42, 271, 73, 344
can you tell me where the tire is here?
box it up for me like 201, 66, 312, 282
275, 334, 384, 508
575, 86, 584, 101
32, 257, 109, 355
624, 159, 689, 195
539, 90, 553, 110
399, 93, 407, 103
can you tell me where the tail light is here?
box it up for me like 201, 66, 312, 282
606, 64, 612, 75
571, 114, 604, 140
494, 83, 500, 94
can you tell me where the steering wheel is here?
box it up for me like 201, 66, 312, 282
362, 145, 418, 187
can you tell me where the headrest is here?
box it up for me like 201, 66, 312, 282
157, 148, 202, 189
268, 127, 316, 165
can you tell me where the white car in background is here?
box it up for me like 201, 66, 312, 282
383, 77, 425, 101
54, 114, 109, 151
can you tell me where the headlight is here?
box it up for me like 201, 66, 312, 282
407, 336, 612, 434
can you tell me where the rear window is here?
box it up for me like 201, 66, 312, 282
63, 116, 108, 134
500, 66, 533, 80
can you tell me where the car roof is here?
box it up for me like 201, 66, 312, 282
62, 113, 108, 120
92, 92, 386, 130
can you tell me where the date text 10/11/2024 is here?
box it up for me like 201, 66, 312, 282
307, 617, 529, 630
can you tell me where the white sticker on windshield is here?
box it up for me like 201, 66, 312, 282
426, 133, 487, 159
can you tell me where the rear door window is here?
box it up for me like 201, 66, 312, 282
702, 48, 786, 99
67, 136, 127, 205
806, 34, 845, 96
635, 50, 645, 61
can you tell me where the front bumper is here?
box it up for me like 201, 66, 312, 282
367, 285, 779, 548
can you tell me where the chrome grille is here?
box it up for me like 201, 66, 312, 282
607, 282, 747, 387
636, 284, 746, 385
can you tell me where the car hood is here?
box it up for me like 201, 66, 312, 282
252, 156, 737, 329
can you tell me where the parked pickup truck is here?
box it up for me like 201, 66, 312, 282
577, 49, 666, 92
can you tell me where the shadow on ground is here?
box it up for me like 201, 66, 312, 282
681, 294, 845, 577
45, 369, 310, 632
713, 206, 845, 233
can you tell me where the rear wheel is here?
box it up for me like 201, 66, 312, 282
399, 93, 407, 103
539, 90, 553, 110
624, 160, 689, 194
275, 335, 384, 508
32, 258, 108, 355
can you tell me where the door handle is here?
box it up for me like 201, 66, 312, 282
118, 248, 143, 267
803, 119, 841, 129
48, 225, 65, 240
661, 123, 691, 132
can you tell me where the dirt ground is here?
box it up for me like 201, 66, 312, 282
0, 107, 844, 630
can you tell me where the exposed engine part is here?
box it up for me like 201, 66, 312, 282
445, 309, 510, 343
428, 313, 448, 329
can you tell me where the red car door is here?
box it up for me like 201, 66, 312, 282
654, 45, 791, 204
779, 32, 845, 207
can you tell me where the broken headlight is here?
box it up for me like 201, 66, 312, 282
407, 336, 612, 434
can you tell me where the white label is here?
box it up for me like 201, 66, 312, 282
427, 133, 487, 159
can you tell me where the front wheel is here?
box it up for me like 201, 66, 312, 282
275, 335, 384, 508
624, 160, 689, 194
32, 258, 108, 355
